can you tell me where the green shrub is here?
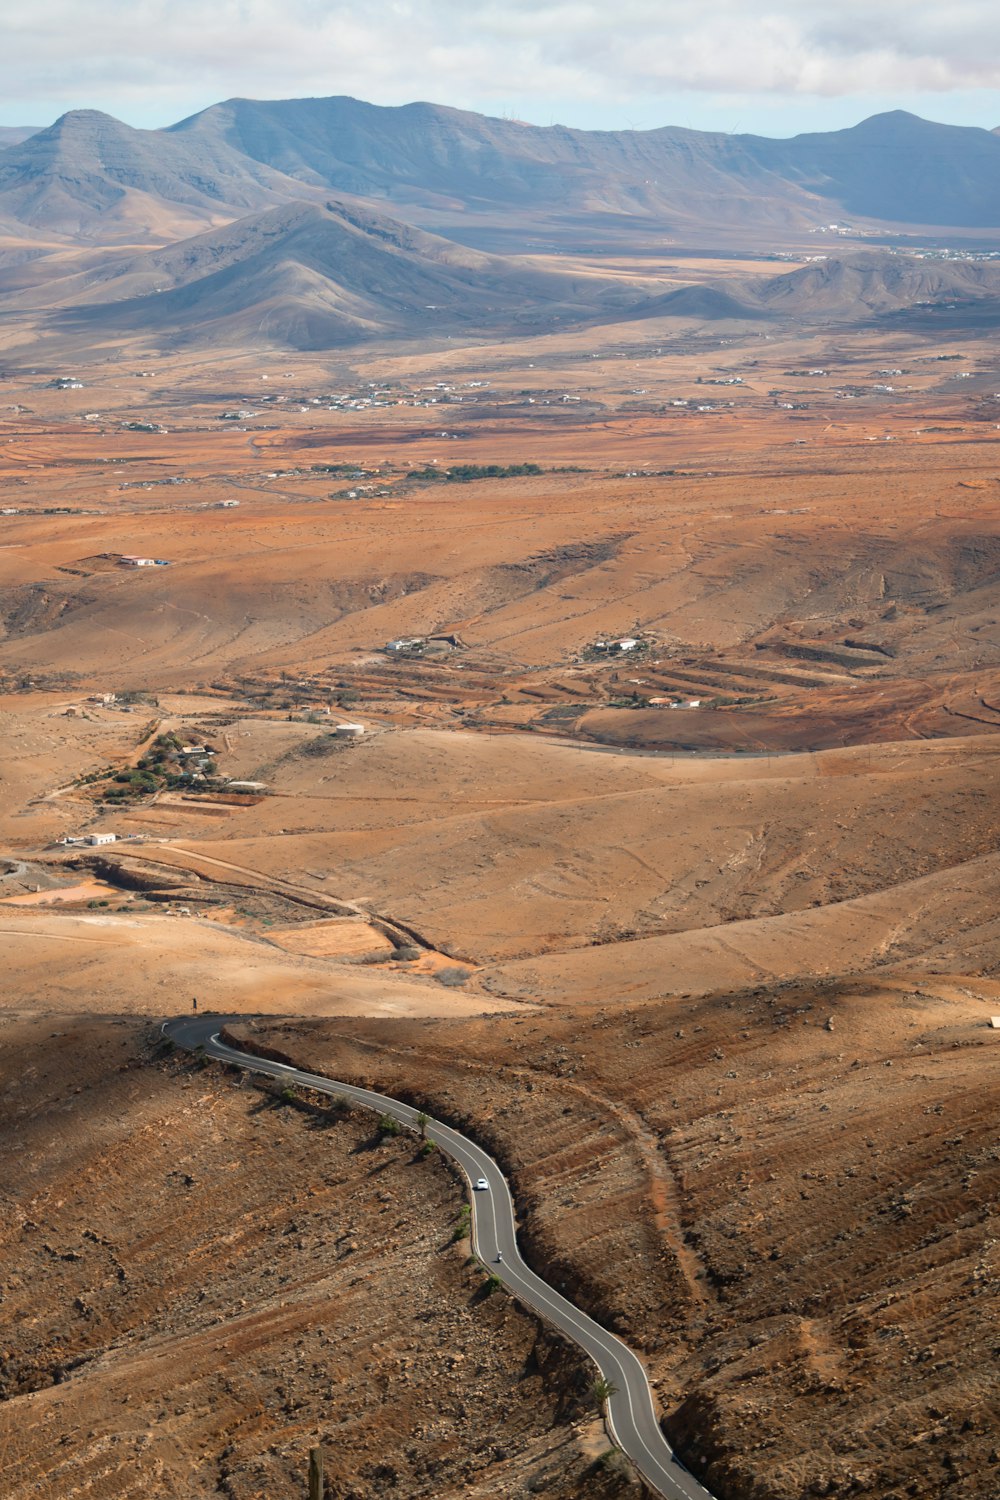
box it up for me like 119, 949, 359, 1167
408, 462, 543, 484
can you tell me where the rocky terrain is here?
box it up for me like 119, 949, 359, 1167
0, 1015, 641, 1499
243, 968, 1000, 1500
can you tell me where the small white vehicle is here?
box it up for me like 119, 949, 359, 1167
474, 1177, 489, 1191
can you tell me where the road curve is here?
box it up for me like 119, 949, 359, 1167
163, 1015, 717, 1500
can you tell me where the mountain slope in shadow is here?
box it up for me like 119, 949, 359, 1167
173, 98, 1000, 232
47, 198, 645, 350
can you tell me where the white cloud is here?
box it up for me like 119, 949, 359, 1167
4, 0, 1000, 122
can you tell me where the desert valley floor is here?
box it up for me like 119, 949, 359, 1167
1, 232, 999, 1500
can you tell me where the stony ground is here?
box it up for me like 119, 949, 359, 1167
2, 305, 999, 1500
0, 1015, 644, 1500
246, 969, 1000, 1500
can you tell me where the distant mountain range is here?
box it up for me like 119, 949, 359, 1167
4, 96, 1000, 354
0, 126, 41, 148
644, 253, 1000, 322
4, 100, 1000, 247
171, 99, 1000, 232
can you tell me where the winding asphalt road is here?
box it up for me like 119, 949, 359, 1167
163, 1015, 717, 1500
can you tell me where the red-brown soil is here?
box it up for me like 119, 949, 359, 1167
1, 280, 998, 1500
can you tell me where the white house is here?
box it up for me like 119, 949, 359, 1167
86, 832, 117, 845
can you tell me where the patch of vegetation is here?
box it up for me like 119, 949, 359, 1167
451, 1203, 472, 1242
378, 1113, 401, 1137
595, 1449, 627, 1475
437, 966, 472, 988
407, 463, 543, 483
591, 1376, 618, 1407
299, 734, 345, 758
96, 731, 225, 802
114, 769, 161, 791
706, 693, 776, 708
541, 703, 590, 721
112, 688, 159, 706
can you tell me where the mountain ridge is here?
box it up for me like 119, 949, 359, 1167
4, 99, 1000, 246
37, 197, 641, 352
170, 98, 1000, 231
0, 109, 325, 241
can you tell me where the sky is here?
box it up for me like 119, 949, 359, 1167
4, 0, 1000, 136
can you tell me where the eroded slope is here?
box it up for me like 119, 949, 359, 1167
246, 971, 1000, 1500
0, 1016, 636, 1499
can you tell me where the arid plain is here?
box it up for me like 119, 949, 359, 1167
2, 237, 999, 1500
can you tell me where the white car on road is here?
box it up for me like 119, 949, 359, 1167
474, 1176, 489, 1191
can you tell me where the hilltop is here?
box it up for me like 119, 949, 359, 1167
0, 109, 322, 242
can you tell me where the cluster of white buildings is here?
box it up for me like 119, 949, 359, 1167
593, 637, 639, 654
